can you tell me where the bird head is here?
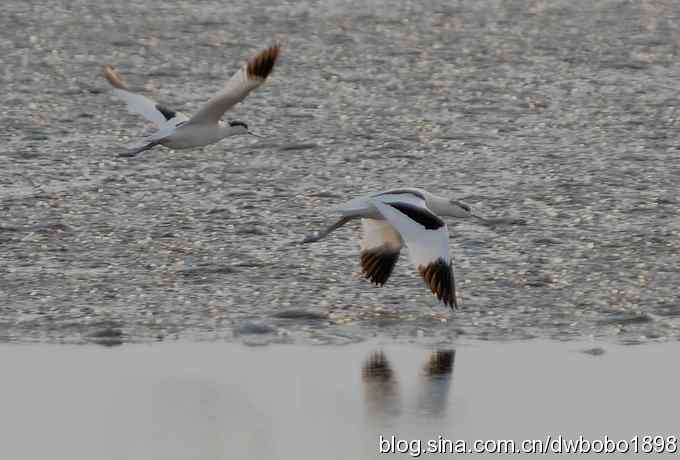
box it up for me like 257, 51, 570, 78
229, 120, 262, 137
446, 198, 488, 223
442, 198, 473, 218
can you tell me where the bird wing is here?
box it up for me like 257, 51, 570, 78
101, 64, 188, 127
371, 198, 457, 308
335, 190, 426, 217
359, 219, 403, 286
186, 44, 280, 126
371, 189, 427, 208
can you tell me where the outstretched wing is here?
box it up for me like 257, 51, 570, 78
371, 189, 428, 208
187, 44, 280, 125
101, 64, 187, 127
359, 219, 402, 286
371, 199, 458, 308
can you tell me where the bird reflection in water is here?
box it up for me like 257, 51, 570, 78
362, 351, 401, 419
362, 349, 455, 420
417, 350, 455, 418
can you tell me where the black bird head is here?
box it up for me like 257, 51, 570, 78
450, 199, 471, 212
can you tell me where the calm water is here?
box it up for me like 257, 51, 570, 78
1, 340, 679, 459
1, 0, 679, 345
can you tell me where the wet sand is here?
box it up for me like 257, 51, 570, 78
1, 340, 678, 459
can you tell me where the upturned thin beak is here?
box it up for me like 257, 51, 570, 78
248, 131, 264, 138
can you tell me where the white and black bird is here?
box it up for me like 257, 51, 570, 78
101, 44, 280, 157
302, 188, 482, 309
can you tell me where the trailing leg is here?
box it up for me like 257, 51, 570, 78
301, 216, 352, 243
118, 141, 158, 158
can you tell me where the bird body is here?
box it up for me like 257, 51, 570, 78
303, 188, 476, 309
102, 44, 280, 156
156, 122, 249, 150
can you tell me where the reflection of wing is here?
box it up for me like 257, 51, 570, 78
360, 219, 402, 286
372, 199, 457, 308
362, 351, 400, 419
101, 65, 188, 127
362, 350, 395, 385
425, 350, 455, 377
187, 44, 280, 125
417, 350, 456, 417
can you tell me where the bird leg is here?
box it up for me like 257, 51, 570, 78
477, 215, 527, 227
470, 213, 489, 225
301, 216, 351, 244
118, 141, 158, 158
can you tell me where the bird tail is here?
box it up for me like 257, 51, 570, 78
118, 141, 158, 157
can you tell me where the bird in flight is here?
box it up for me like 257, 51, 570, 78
101, 44, 280, 157
302, 188, 484, 309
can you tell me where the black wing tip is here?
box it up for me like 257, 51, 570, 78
247, 44, 281, 80
419, 258, 459, 309
101, 64, 128, 90
360, 246, 400, 287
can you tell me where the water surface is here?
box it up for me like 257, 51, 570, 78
1, 340, 678, 459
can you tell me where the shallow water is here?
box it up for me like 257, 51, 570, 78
1, 340, 678, 459
1, 0, 680, 345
